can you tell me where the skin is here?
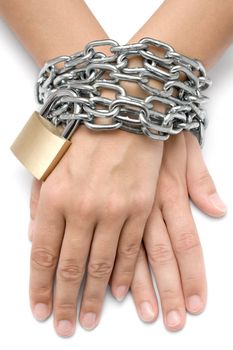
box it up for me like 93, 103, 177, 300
1, 0, 232, 337
29, 131, 227, 332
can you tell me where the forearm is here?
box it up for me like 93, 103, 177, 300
1, 0, 233, 107
0, 0, 109, 67
124, 0, 233, 98
2, 0, 233, 70
128, 0, 233, 69
0, 0, 233, 67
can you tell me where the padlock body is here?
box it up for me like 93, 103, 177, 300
11, 111, 71, 181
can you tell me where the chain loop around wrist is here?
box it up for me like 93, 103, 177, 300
36, 37, 212, 146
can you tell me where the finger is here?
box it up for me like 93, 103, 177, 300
54, 215, 95, 337
79, 215, 124, 331
185, 132, 227, 217
130, 244, 158, 323
161, 186, 207, 315
144, 206, 186, 331
30, 178, 42, 220
111, 213, 147, 301
28, 177, 43, 241
30, 189, 65, 322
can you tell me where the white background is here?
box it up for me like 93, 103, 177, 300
0, 1, 233, 349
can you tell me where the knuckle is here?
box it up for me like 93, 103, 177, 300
136, 246, 146, 262
173, 232, 200, 255
57, 259, 84, 282
82, 293, 100, 304
194, 170, 213, 188
132, 191, 154, 214
41, 184, 63, 208
55, 302, 76, 313
31, 247, 57, 269
30, 284, 52, 301
88, 260, 112, 280
105, 197, 126, 218
161, 287, 180, 301
118, 241, 140, 259
183, 274, 201, 285
148, 243, 174, 265
54, 301, 76, 319
75, 195, 95, 219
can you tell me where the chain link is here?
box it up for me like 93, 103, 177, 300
36, 37, 212, 146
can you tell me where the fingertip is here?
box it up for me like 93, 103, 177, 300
208, 193, 227, 216
138, 301, 158, 323
113, 285, 128, 302
32, 303, 51, 321
164, 310, 186, 332
186, 295, 206, 315
189, 191, 227, 218
79, 312, 98, 331
55, 320, 76, 337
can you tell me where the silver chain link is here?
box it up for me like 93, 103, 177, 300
36, 38, 212, 146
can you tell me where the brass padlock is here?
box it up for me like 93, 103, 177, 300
10, 111, 72, 181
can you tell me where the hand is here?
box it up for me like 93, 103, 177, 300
28, 123, 163, 336
128, 132, 227, 331
29, 130, 226, 333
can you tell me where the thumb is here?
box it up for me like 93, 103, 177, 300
185, 132, 227, 217
28, 177, 43, 240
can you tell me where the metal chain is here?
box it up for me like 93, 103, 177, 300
36, 37, 212, 146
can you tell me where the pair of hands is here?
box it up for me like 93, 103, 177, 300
28, 120, 226, 337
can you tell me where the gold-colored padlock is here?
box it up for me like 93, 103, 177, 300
10, 111, 72, 181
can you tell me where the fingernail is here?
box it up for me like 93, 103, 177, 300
187, 295, 203, 313
81, 313, 97, 330
166, 310, 181, 327
33, 303, 50, 320
57, 320, 75, 337
209, 193, 227, 213
115, 286, 128, 301
139, 301, 156, 322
